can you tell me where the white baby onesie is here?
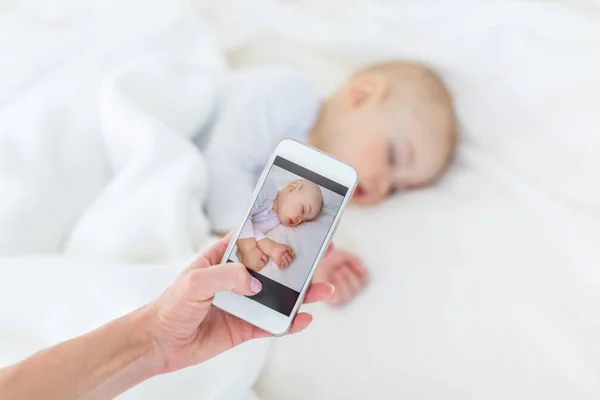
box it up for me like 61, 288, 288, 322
196, 67, 320, 234
238, 179, 281, 241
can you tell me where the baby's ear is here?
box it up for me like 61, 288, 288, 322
286, 180, 302, 192
345, 74, 387, 109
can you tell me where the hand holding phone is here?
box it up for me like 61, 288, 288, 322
144, 234, 335, 376
213, 139, 358, 335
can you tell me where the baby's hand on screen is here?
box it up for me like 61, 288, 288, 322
243, 248, 268, 272
271, 243, 295, 269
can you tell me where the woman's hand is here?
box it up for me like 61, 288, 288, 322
0, 233, 333, 400
145, 233, 334, 374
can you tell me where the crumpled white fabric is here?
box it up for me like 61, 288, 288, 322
0, 9, 270, 400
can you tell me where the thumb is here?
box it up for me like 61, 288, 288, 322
188, 263, 262, 302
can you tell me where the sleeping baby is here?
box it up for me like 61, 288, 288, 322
236, 178, 323, 271
200, 61, 457, 305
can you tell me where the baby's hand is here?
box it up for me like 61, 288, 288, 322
270, 243, 296, 269
242, 248, 268, 272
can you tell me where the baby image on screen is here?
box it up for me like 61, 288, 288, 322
236, 178, 324, 271
227, 156, 346, 316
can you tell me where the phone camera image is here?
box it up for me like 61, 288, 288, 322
228, 156, 348, 316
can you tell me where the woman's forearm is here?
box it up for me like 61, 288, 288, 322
0, 307, 160, 400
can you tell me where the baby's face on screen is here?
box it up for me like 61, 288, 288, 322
274, 179, 323, 227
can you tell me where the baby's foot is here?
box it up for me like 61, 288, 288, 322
240, 247, 268, 272
314, 249, 369, 306
270, 243, 296, 269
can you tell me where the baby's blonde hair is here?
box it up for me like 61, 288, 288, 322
359, 61, 457, 181
300, 179, 324, 216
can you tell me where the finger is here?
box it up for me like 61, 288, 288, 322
329, 268, 350, 306
188, 262, 262, 301
222, 315, 272, 341
341, 264, 365, 294
189, 233, 234, 270
347, 256, 370, 283
325, 242, 334, 257
261, 253, 268, 263
249, 326, 272, 340
324, 249, 350, 265
326, 250, 368, 281
221, 230, 234, 244
287, 313, 313, 334
303, 282, 334, 303
337, 266, 359, 302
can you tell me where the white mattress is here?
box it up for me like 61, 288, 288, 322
200, 1, 600, 399
2, 1, 600, 399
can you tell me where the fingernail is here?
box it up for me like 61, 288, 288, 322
329, 284, 336, 294
251, 278, 262, 294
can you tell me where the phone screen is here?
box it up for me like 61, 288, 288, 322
227, 156, 348, 316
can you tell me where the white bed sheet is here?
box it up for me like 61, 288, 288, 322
198, 1, 600, 399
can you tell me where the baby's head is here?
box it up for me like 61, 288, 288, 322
274, 179, 323, 227
309, 61, 457, 205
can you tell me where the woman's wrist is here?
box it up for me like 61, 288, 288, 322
0, 306, 163, 400
124, 306, 166, 378
78, 306, 164, 398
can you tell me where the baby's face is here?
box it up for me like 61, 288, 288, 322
275, 180, 323, 227
314, 74, 454, 206
326, 109, 448, 205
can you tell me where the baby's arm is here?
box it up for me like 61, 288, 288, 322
204, 69, 320, 236
257, 238, 296, 269
237, 238, 268, 272
237, 221, 268, 271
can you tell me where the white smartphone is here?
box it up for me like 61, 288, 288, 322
212, 139, 358, 335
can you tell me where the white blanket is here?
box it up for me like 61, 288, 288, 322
0, 9, 269, 400
0, 17, 220, 262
